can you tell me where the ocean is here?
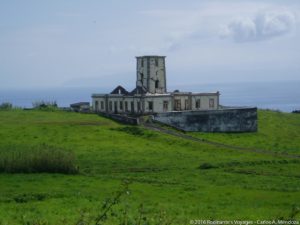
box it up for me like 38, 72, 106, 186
1, 80, 299, 112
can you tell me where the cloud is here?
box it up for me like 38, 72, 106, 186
220, 10, 296, 42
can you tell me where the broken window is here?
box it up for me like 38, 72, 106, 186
148, 101, 153, 111
120, 101, 123, 110
140, 73, 144, 85
125, 101, 128, 111
137, 101, 141, 112
174, 99, 181, 111
101, 101, 104, 110
155, 58, 158, 67
155, 80, 159, 89
114, 101, 118, 113
141, 59, 144, 67
196, 99, 200, 109
163, 101, 168, 112
109, 101, 112, 111
209, 99, 215, 108
185, 99, 189, 110
131, 101, 134, 113
95, 100, 99, 111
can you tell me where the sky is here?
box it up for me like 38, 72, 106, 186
0, 0, 299, 89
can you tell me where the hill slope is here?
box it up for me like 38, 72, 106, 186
0, 110, 299, 224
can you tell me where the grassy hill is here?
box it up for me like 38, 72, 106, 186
0, 109, 299, 224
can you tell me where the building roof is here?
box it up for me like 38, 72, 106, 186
129, 86, 148, 95
110, 85, 129, 95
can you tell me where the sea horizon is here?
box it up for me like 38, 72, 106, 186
1, 80, 299, 112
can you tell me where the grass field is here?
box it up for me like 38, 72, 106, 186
0, 109, 299, 224
191, 110, 300, 155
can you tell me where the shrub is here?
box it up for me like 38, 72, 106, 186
113, 126, 145, 136
199, 163, 216, 170
13, 193, 48, 203
32, 100, 58, 111
0, 145, 78, 174
0, 102, 13, 110
111, 126, 156, 138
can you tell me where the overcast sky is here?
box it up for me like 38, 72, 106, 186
0, 0, 299, 89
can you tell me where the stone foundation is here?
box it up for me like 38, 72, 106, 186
98, 112, 140, 125
153, 107, 257, 132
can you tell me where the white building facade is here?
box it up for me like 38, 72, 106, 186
92, 56, 220, 114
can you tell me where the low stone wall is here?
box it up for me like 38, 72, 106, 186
98, 112, 139, 125
153, 107, 257, 132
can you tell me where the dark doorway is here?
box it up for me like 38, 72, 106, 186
131, 101, 134, 113
114, 101, 118, 113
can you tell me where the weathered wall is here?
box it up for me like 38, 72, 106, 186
136, 56, 166, 94
92, 93, 220, 114
99, 112, 139, 125
153, 107, 257, 132
143, 95, 172, 113
190, 94, 219, 110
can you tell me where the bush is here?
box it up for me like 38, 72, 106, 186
0, 102, 13, 110
111, 126, 157, 139
0, 145, 78, 174
112, 126, 146, 136
199, 163, 216, 170
13, 193, 48, 203
32, 100, 58, 111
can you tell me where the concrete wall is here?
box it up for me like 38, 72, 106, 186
153, 107, 257, 132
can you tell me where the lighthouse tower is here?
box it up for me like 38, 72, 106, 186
136, 56, 166, 94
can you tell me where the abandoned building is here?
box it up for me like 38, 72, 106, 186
92, 56, 220, 114
91, 55, 257, 132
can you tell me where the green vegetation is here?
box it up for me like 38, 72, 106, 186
0, 102, 13, 110
0, 145, 78, 174
0, 109, 299, 224
191, 110, 300, 155
32, 100, 58, 111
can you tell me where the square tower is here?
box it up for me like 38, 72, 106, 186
136, 56, 166, 94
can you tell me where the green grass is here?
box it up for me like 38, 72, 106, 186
0, 145, 78, 174
190, 110, 300, 155
0, 109, 299, 224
